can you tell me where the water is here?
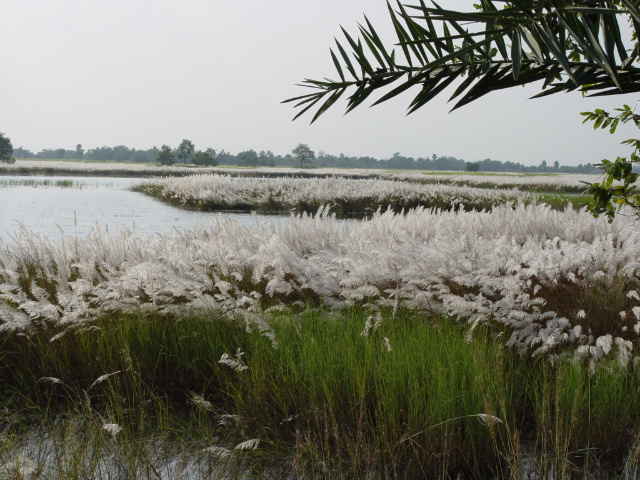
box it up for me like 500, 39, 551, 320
0, 175, 283, 241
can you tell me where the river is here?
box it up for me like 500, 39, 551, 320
0, 175, 282, 241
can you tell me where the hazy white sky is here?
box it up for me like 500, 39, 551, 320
2, 0, 639, 166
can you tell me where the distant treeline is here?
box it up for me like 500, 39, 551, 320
12, 145, 599, 174
12, 145, 160, 163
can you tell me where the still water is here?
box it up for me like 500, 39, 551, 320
0, 175, 281, 241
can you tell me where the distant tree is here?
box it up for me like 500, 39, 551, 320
238, 150, 259, 167
0, 133, 15, 164
192, 148, 218, 167
292, 143, 315, 168
112, 145, 131, 162
465, 162, 480, 172
176, 139, 195, 165
257, 149, 276, 167
478, 158, 506, 172
157, 144, 175, 166
76, 144, 84, 160
504, 161, 522, 173
130, 151, 151, 163
11, 146, 33, 159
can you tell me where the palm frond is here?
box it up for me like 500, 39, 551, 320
284, 0, 640, 123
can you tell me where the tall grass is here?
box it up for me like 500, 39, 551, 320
2, 203, 639, 364
2, 308, 640, 478
134, 174, 537, 217
415, 172, 600, 193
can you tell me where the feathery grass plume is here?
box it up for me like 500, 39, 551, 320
39, 376, 63, 385
102, 423, 122, 437
218, 348, 248, 372
190, 392, 214, 412
88, 371, 120, 390
234, 438, 260, 450
360, 313, 381, 337
476, 414, 503, 427
204, 445, 233, 458
2, 201, 640, 362
136, 173, 535, 216
242, 312, 278, 349
49, 330, 67, 342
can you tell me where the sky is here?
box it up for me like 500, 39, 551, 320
2, 0, 639, 167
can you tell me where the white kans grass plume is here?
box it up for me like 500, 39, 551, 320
204, 445, 233, 458
190, 393, 214, 412
234, 438, 260, 450
38, 377, 63, 385
102, 423, 122, 437
88, 371, 121, 390
476, 414, 504, 426
1, 202, 640, 363
219, 348, 249, 372
136, 173, 535, 212
2, 160, 599, 190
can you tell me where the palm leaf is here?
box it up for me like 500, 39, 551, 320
285, 0, 640, 122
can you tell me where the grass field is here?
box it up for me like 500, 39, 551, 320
2, 163, 639, 478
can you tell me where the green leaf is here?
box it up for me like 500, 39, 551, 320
620, 0, 640, 26
388, 0, 414, 68
335, 39, 359, 80
371, 72, 425, 106
330, 49, 346, 82
358, 25, 387, 71
345, 85, 376, 113
408, 68, 459, 113
339, 28, 375, 76
610, 118, 619, 134
311, 88, 346, 124
520, 28, 545, 63
363, 15, 397, 69
511, 29, 522, 80
531, 22, 578, 86
593, 115, 604, 129
291, 94, 326, 121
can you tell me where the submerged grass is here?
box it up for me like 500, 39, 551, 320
0, 178, 84, 188
1, 308, 640, 478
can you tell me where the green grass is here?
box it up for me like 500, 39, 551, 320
1, 308, 639, 478
533, 193, 594, 212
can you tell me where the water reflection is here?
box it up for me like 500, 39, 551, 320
0, 175, 285, 241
